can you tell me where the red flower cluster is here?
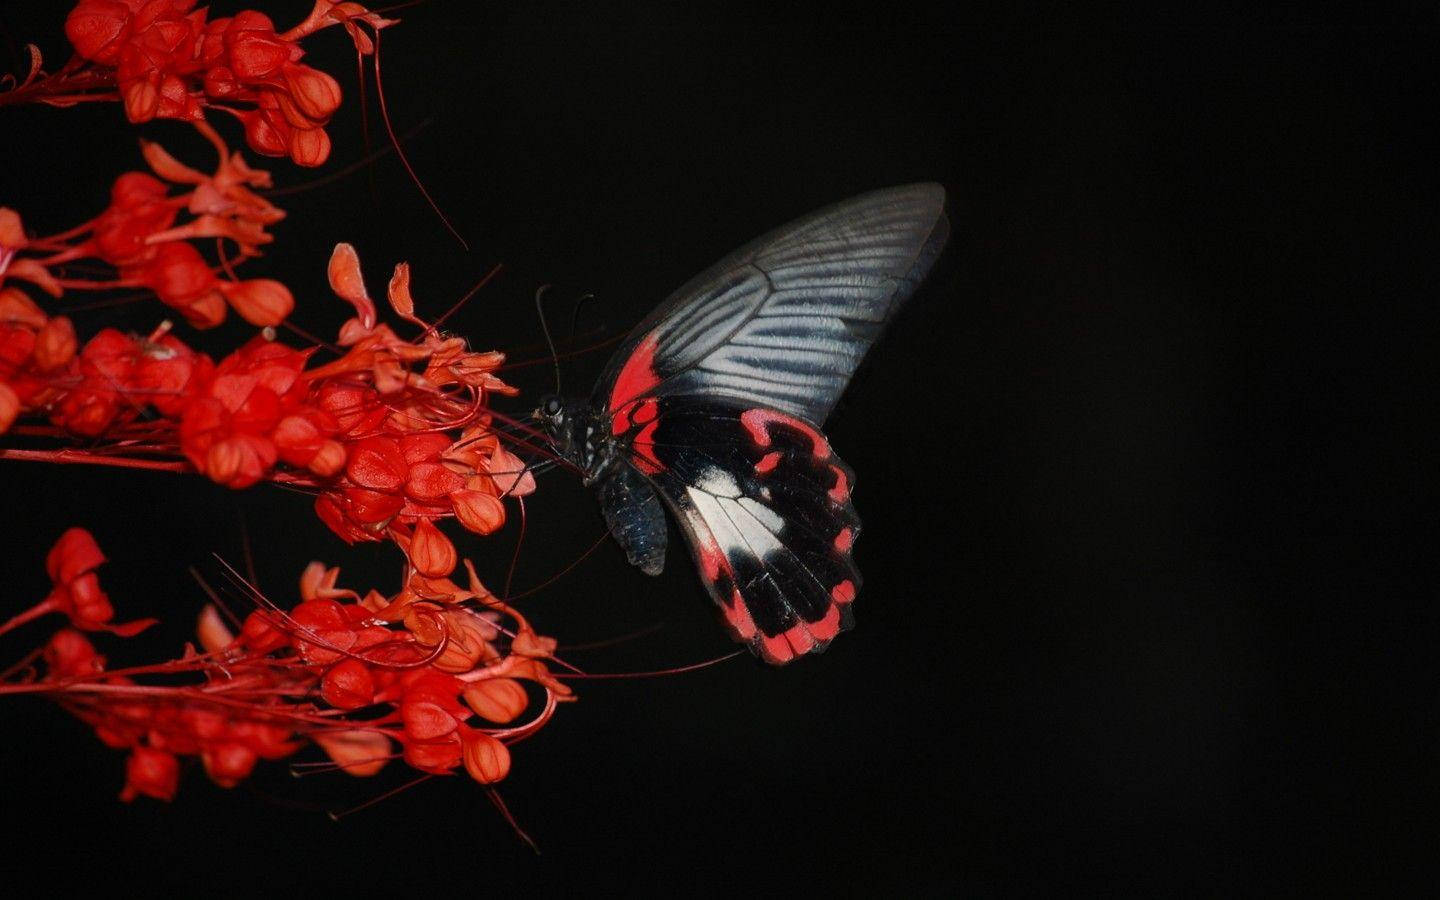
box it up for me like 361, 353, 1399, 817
3, 245, 534, 559
2, 127, 290, 328
60, 0, 393, 166
2, 529, 571, 803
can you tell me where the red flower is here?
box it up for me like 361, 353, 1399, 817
43, 527, 154, 635
43, 628, 106, 678
322, 658, 376, 710
120, 746, 180, 802
460, 728, 511, 785
52, 328, 141, 438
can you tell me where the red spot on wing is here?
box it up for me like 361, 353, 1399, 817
782, 624, 816, 656
828, 466, 850, 503
628, 416, 665, 475
807, 603, 844, 642
695, 532, 731, 582
725, 588, 756, 641
831, 580, 856, 604
833, 527, 854, 552
754, 451, 783, 474
632, 398, 659, 424
613, 396, 658, 437
760, 632, 796, 664
609, 334, 661, 434
740, 408, 830, 459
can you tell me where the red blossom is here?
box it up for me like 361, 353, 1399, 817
4, 530, 571, 805
121, 746, 180, 802
47, 0, 397, 166
43, 527, 156, 635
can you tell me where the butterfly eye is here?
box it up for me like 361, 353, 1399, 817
542, 396, 563, 417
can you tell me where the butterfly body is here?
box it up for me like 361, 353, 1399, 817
538, 184, 948, 663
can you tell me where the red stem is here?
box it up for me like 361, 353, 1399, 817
0, 598, 57, 640
0, 448, 191, 473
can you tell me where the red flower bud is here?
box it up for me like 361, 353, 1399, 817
290, 598, 349, 632
462, 678, 528, 724
403, 734, 462, 774
400, 432, 452, 465
283, 65, 342, 121
43, 628, 104, 678
314, 730, 391, 777
430, 611, 492, 674
120, 747, 180, 802
47, 527, 106, 585
239, 108, 289, 158
33, 316, 77, 371
405, 461, 465, 503
204, 433, 277, 489
490, 444, 537, 497
341, 486, 405, 526
226, 16, 291, 80
239, 610, 290, 654
0, 208, 24, 250
221, 278, 293, 326
203, 65, 239, 98
308, 440, 346, 478
0, 286, 47, 329
401, 700, 460, 742
461, 729, 511, 784
143, 242, 218, 307
202, 742, 258, 788
65, 1, 133, 65
287, 125, 332, 167
179, 290, 228, 329
110, 171, 169, 209
408, 518, 457, 577
346, 436, 407, 492
62, 572, 116, 629
452, 490, 505, 535
322, 659, 376, 710
121, 76, 161, 122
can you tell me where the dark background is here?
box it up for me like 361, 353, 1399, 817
0, 2, 1430, 894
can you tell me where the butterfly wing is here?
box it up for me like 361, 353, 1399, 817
593, 183, 948, 662
641, 399, 861, 663
594, 182, 950, 427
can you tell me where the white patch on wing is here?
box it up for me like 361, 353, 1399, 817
686, 486, 784, 561
694, 465, 742, 499
738, 497, 785, 533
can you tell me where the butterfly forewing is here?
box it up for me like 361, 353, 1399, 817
595, 183, 950, 425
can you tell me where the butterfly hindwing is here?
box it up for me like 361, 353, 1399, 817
629, 399, 861, 663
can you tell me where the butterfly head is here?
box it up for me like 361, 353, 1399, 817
535, 394, 616, 485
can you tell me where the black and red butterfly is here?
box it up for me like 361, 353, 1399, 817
536, 183, 948, 664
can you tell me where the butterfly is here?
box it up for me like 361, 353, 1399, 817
536, 183, 949, 664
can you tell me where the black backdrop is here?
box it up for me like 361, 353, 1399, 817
0, 2, 1429, 894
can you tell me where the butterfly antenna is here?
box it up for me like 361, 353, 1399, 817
568, 291, 597, 338
534, 284, 562, 396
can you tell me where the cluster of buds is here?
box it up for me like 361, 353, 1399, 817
1, 528, 572, 802
2, 244, 538, 562
1, 125, 289, 328
0, 288, 76, 435
0, 1, 394, 167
